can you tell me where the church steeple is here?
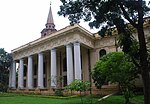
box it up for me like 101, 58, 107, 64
41, 3, 57, 37
46, 4, 54, 25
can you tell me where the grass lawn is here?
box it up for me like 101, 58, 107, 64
0, 93, 144, 104
0, 93, 98, 104
98, 95, 144, 104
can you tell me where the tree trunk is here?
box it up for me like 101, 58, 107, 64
141, 70, 150, 104
136, 1, 150, 104
137, 27, 150, 104
125, 98, 130, 104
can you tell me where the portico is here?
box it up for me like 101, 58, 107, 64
10, 38, 92, 90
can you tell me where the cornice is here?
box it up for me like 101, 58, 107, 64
11, 24, 94, 53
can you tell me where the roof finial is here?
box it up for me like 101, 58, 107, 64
50, 1, 52, 6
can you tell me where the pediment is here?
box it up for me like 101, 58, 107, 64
11, 24, 95, 60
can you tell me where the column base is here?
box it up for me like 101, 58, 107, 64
37, 86, 44, 89
9, 87, 16, 90
27, 87, 34, 90
18, 87, 24, 90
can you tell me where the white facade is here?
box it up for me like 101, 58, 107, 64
9, 5, 150, 94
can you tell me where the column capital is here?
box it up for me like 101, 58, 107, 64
73, 41, 80, 45
20, 58, 24, 61
51, 48, 56, 51
28, 55, 33, 58
66, 43, 73, 48
39, 52, 43, 55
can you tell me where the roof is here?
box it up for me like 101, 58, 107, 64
11, 24, 94, 53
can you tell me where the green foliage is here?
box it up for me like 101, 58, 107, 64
92, 52, 138, 104
65, 80, 91, 104
65, 80, 90, 93
50, 76, 64, 88
50, 76, 64, 96
54, 89, 63, 96
58, 1, 150, 103
0, 48, 12, 69
58, 0, 149, 31
0, 48, 12, 92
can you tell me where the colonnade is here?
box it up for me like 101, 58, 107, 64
9, 42, 82, 89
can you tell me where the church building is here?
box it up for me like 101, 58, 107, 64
9, 4, 150, 95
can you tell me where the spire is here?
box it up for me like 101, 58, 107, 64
46, 4, 54, 24
41, 2, 57, 37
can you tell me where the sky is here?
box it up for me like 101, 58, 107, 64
0, 0, 149, 53
0, 0, 98, 53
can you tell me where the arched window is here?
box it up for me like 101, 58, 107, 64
99, 49, 106, 59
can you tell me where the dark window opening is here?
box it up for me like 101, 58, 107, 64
34, 64, 37, 75
34, 79, 37, 88
43, 62, 46, 74
99, 49, 106, 59
24, 65, 27, 77
63, 57, 67, 72
81, 55, 82, 70
44, 78, 46, 87
24, 79, 26, 88
63, 76, 67, 87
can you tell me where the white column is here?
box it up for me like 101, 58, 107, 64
50, 48, 57, 88
18, 59, 24, 89
66, 43, 74, 85
38, 52, 44, 89
74, 42, 82, 80
9, 64, 12, 88
11, 61, 16, 88
27, 56, 33, 89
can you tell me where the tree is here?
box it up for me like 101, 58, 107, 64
50, 75, 64, 96
58, 1, 150, 104
0, 48, 12, 92
92, 52, 138, 104
65, 80, 90, 104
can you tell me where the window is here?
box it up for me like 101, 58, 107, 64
99, 49, 106, 59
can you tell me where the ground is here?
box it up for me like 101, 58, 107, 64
0, 93, 144, 104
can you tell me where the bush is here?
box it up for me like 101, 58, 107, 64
54, 89, 63, 96
65, 80, 91, 104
